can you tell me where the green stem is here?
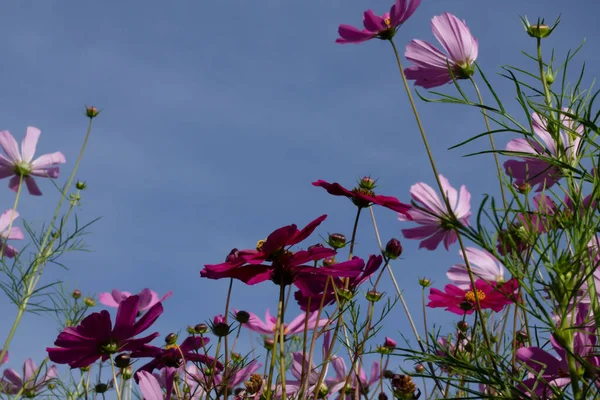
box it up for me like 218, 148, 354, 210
109, 355, 122, 400
278, 284, 287, 400
0, 118, 94, 366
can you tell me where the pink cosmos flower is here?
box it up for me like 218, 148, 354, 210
137, 370, 169, 400
405, 13, 478, 88
98, 288, 172, 313
504, 110, 582, 191
336, 0, 421, 44
398, 175, 471, 251
285, 331, 333, 397
234, 309, 328, 336
427, 278, 519, 315
0, 127, 66, 196
47, 295, 163, 368
0, 358, 57, 396
446, 247, 506, 289
0, 209, 24, 258
516, 304, 600, 397
326, 356, 380, 399
212, 360, 262, 393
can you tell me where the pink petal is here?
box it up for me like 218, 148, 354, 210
23, 358, 36, 389
24, 177, 42, 196
362, 10, 386, 32
336, 25, 376, 44
137, 371, 164, 400
98, 292, 122, 308
431, 13, 477, 65
0, 209, 18, 232
8, 176, 21, 193
30, 166, 60, 179
0, 166, 16, 179
0, 131, 21, 163
31, 152, 66, 170
21, 127, 41, 163
410, 181, 444, 215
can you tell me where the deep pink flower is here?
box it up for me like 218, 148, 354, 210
446, 247, 506, 289
383, 337, 397, 348
504, 110, 582, 192
47, 295, 163, 368
0, 209, 24, 258
427, 278, 519, 315
234, 309, 328, 336
405, 13, 478, 88
201, 215, 365, 288
0, 358, 57, 396
399, 175, 471, 251
313, 179, 412, 219
0, 127, 66, 196
295, 255, 383, 311
98, 288, 172, 313
336, 0, 421, 44
133, 336, 223, 378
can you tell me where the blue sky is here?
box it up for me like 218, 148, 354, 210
0, 0, 598, 394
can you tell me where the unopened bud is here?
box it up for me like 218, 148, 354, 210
527, 24, 551, 38
322, 256, 336, 267
366, 290, 383, 302
84, 297, 95, 307
85, 106, 100, 118
359, 176, 376, 190
385, 238, 403, 260
457, 321, 469, 332
225, 248, 240, 263
165, 333, 178, 345
187, 326, 196, 335
418, 278, 431, 288
264, 337, 275, 350
235, 311, 250, 323
514, 182, 531, 195
378, 393, 388, 400
328, 233, 347, 249
194, 324, 208, 334
95, 383, 108, 393
212, 315, 230, 337
122, 366, 133, 380
383, 370, 394, 379
231, 352, 242, 363
415, 364, 425, 373
115, 353, 131, 369
75, 180, 87, 190
72, 289, 81, 299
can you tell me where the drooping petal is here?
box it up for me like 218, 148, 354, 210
24, 177, 42, 196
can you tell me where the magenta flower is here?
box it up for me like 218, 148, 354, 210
405, 13, 478, 88
234, 309, 328, 336
336, 0, 421, 44
0, 209, 24, 258
47, 295, 163, 368
427, 278, 518, 315
133, 336, 223, 380
0, 127, 66, 196
0, 358, 57, 396
504, 110, 582, 191
446, 247, 506, 290
383, 337, 397, 348
398, 175, 471, 251
516, 305, 600, 396
313, 178, 412, 219
98, 288, 172, 313
201, 215, 365, 288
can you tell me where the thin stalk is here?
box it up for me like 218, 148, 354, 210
278, 284, 288, 400
109, 355, 122, 400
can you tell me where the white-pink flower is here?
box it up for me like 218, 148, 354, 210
0, 127, 66, 196
1, 358, 58, 396
446, 247, 506, 289
405, 13, 478, 88
98, 288, 172, 313
234, 309, 328, 336
399, 175, 471, 250
0, 209, 24, 258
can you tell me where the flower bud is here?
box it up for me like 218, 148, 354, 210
418, 278, 431, 288
383, 337, 397, 349
122, 366, 133, 380
75, 180, 87, 190
323, 256, 336, 267
187, 326, 196, 335
328, 233, 347, 249
514, 182, 531, 195
225, 248, 240, 263
79, 366, 90, 372
359, 176, 376, 190
231, 352, 242, 363
165, 333, 178, 345
366, 290, 383, 302
516, 329, 529, 343
72, 289, 82, 299
385, 238, 403, 259
264, 337, 275, 350
378, 393, 388, 400
527, 24, 551, 38
545, 67, 555, 85
95, 383, 108, 393
464, 342, 474, 353
383, 370, 394, 379
235, 311, 250, 323
115, 353, 131, 369
415, 364, 425, 373
85, 106, 100, 118
84, 297, 95, 307
459, 301, 474, 311
457, 321, 469, 332
194, 324, 208, 334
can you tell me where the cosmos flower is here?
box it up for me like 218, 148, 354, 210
405, 13, 478, 88
47, 296, 163, 368
313, 178, 412, 218
504, 110, 582, 192
0, 359, 58, 396
336, 0, 421, 44
326, 356, 380, 399
0, 209, 24, 258
234, 309, 328, 336
446, 247, 506, 289
399, 175, 471, 251
427, 278, 518, 315
98, 288, 172, 313
136, 370, 169, 400
0, 127, 66, 196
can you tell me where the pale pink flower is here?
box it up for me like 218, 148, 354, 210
398, 175, 471, 250
0, 127, 66, 196
0, 209, 24, 258
98, 288, 172, 313
446, 247, 506, 289
234, 309, 328, 336
136, 370, 167, 400
504, 110, 582, 191
1, 358, 58, 396
405, 13, 478, 88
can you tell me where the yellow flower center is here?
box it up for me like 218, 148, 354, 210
384, 17, 391, 27
464, 289, 486, 303
256, 239, 266, 252
165, 344, 179, 350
